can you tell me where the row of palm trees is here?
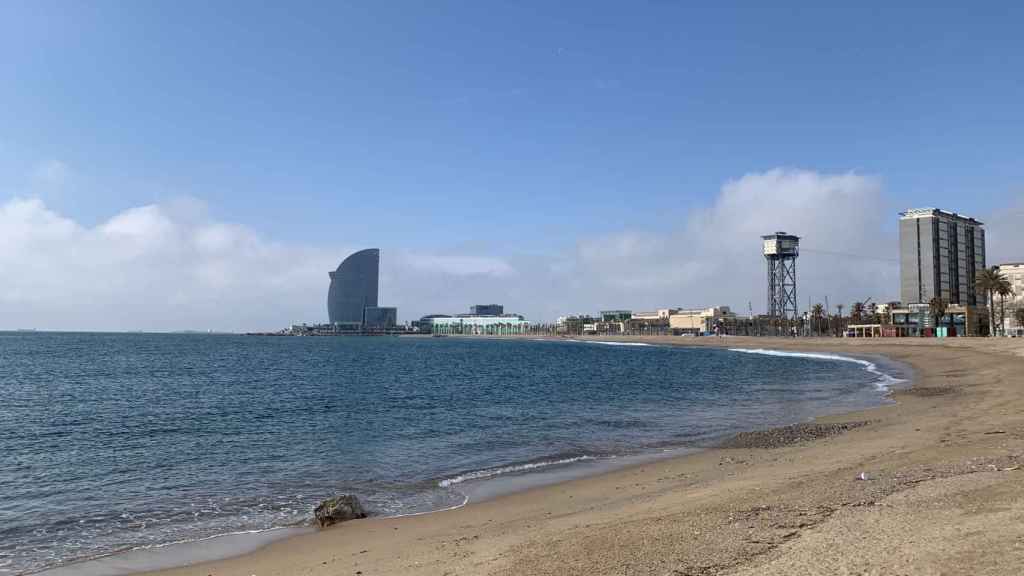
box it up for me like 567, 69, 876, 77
808, 302, 882, 336
808, 301, 896, 328
803, 266, 1020, 337
975, 266, 1018, 336
925, 267, 1018, 336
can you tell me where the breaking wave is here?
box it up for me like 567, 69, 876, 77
727, 348, 906, 391
438, 455, 598, 488
567, 340, 653, 347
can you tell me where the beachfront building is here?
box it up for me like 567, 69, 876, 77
899, 209, 986, 306
419, 304, 530, 335
996, 263, 1024, 336
669, 307, 736, 335
425, 315, 532, 335
556, 315, 598, 335
588, 310, 629, 334
625, 309, 677, 333
363, 306, 398, 330
898, 208, 987, 336
889, 302, 985, 337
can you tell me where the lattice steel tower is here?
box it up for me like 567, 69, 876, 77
762, 232, 800, 320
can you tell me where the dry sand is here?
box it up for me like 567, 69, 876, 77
137, 337, 1024, 576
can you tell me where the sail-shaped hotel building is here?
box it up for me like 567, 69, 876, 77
327, 248, 396, 329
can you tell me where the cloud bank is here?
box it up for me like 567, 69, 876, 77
0, 197, 341, 331
533, 169, 899, 319
2, 168, 1015, 331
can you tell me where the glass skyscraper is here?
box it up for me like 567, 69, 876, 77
899, 208, 985, 306
327, 248, 380, 325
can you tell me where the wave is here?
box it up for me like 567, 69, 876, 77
385, 493, 470, 518
727, 348, 906, 391
438, 455, 598, 488
566, 340, 653, 347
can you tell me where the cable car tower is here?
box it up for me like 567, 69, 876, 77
763, 232, 800, 321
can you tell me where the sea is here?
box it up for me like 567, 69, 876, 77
0, 333, 909, 575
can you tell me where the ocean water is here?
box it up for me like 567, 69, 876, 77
0, 333, 905, 574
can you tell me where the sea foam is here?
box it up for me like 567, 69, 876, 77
567, 340, 653, 347
728, 348, 906, 391
438, 455, 598, 488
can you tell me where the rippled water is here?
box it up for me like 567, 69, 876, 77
0, 333, 900, 574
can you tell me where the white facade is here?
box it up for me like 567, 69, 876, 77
632, 309, 677, 321
426, 315, 532, 335
996, 263, 1024, 334
668, 306, 734, 333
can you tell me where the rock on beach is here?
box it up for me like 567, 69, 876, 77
314, 495, 367, 528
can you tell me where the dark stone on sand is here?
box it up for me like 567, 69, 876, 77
717, 421, 871, 449
314, 494, 367, 527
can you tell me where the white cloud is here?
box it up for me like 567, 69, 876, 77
402, 254, 516, 277
550, 168, 898, 316
0, 196, 524, 331
0, 197, 340, 331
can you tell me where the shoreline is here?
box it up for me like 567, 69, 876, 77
46, 337, 1024, 575
35, 339, 902, 576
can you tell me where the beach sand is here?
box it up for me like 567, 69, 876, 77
135, 337, 1024, 576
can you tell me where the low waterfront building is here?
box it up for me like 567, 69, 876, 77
363, 307, 398, 330
669, 307, 736, 335
846, 324, 885, 338
845, 323, 915, 338
627, 309, 677, 333
890, 302, 984, 337
284, 321, 407, 336
556, 315, 598, 335
426, 315, 532, 335
420, 305, 531, 335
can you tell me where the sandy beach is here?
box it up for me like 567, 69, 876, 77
130, 337, 1024, 576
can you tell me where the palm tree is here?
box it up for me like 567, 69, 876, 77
811, 303, 825, 336
977, 267, 1009, 336
851, 301, 866, 323
995, 278, 1013, 336
928, 296, 948, 333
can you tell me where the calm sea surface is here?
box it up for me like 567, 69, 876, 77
0, 333, 903, 574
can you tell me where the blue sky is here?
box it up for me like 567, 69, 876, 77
1, 2, 1022, 330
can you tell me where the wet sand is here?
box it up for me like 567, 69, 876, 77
129, 336, 1024, 576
